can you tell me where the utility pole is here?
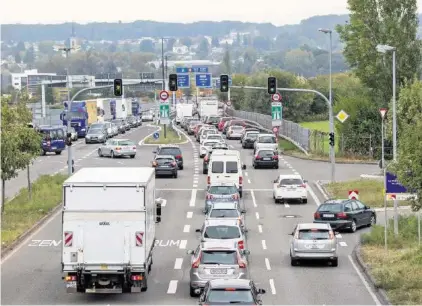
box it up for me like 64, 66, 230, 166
161, 37, 167, 138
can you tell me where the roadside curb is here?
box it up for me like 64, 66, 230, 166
283, 151, 377, 165
315, 180, 330, 200
1, 203, 62, 259
352, 243, 391, 305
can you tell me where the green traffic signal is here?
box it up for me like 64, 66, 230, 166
114, 79, 123, 96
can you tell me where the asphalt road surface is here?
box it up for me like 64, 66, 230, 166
1, 124, 382, 305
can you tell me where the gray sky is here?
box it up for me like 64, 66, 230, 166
1, 0, 421, 25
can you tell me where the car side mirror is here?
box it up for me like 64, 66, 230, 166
242, 164, 246, 170
195, 229, 201, 233
241, 209, 246, 214
273, 180, 278, 183
365, 206, 370, 209
152, 150, 156, 154
258, 289, 266, 294
288, 232, 294, 235
186, 250, 194, 255
242, 250, 250, 256
303, 179, 308, 183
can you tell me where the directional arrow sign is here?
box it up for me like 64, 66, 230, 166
159, 103, 170, 124
271, 102, 282, 127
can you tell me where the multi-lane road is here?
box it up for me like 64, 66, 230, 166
2, 123, 383, 305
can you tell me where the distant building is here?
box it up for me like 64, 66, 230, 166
11, 69, 57, 95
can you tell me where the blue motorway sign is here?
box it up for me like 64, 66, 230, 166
177, 74, 190, 88
195, 73, 212, 88
153, 132, 160, 139
176, 67, 208, 73
385, 172, 408, 193
215, 76, 233, 88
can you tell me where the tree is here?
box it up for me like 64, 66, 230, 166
108, 43, 117, 53
211, 36, 220, 47
14, 52, 22, 63
252, 36, 272, 50
197, 38, 210, 59
38, 41, 55, 56
139, 39, 155, 53
336, 0, 421, 105
221, 48, 232, 74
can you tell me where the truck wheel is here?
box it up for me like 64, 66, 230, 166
141, 278, 148, 292
55, 151, 62, 155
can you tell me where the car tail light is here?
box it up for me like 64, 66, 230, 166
152, 161, 157, 167
337, 212, 348, 219
238, 240, 244, 249
329, 231, 334, 239
204, 156, 208, 162
232, 194, 239, 200
207, 176, 210, 185
239, 177, 243, 185
131, 275, 143, 281
171, 162, 176, 167
237, 254, 246, 268
132, 146, 136, 150
65, 275, 77, 281
206, 194, 213, 200
300, 184, 306, 188
273, 155, 279, 160
255, 155, 260, 159
175, 155, 182, 159
192, 253, 201, 268
115, 147, 121, 150
314, 212, 320, 219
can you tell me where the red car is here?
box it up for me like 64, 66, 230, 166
218, 117, 233, 131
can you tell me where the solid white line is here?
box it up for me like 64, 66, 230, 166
189, 189, 197, 207
261, 240, 267, 250
247, 179, 251, 184
269, 279, 276, 294
186, 211, 193, 218
339, 241, 347, 247
174, 258, 183, 269
307, 183, 321, 206
179, 240, 187, 249
265, 258, 271, 270
348, 255, 381, 305
167, 280, 178, 294
193, 184, 198, 188
284, 203, 290, 208
251, 190, 258, 207
336, 234, 342, 238
245, 172, 248, 176
258, 225, 263, 233
183, 225, 191, 233
255, 212, 260, 219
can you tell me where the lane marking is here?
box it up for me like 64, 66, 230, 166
174, 258, 183, 269
161, 199, 167, 207
258, 225, 263, 233
167, 280, 178, 294
247, 179, 251, 184
229, 145, 234, 148
336, 234, 342, 238
255, 212, 260, 219
251, 190, 258, 207
265, 258, 271, 270
186, 211, 193, 218
189, 189, 197, 207
348, 255, 382, 305
288, 165, 293, 169
339, 241, 347, 247
269, 279, 276, 294
183, 225, 191, 233
307, 183, 321, 206
284, 203, 290, 208
193, 184, 198, 188
293, 171, 299, 175
193, 180, 198, 184
179, 240, 187, 249
261, 240, 267, 250
245, 172, 248, 177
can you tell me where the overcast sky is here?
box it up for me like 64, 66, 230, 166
1, 0, 421, 25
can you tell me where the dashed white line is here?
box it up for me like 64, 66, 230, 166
261, 240, 267, 250
269, 279, 276, 294
194, 173, 199, 177
265, 258, 271, 270
245, 172, 248, 176
335, 234, 342, 238
339, 241, 347, 247
186, 211, 193, 219
179, 240, 187, 249
288, 165, 293, 169
183, 225, 191, 233
247, 179, 251, 184
258, 225, 263, 233
193, 180, 199, 185
174, 258, 183, 269
189, 189, 197, 207
255, 212, 260, 219
284, 203, 290, 208
250, 190, 258, 207
161, 199, 167, 207
193, 184, 198, 188
167, 280, 178, 294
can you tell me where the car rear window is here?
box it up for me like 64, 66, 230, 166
204, 225, 241, 239
258, 150, 274, 157
210, 209, 239, 218
226, 161, 238, 173
207, 117, 220, 123
298, 229, 330, 240
118, 140, 135, 146
156, 158, 174, 165
279, 178, 303, 186
208, 186, 238, 194
208, 135, 222, 140
231, 126, 243, 130
318, 203, 343, 213
220, 117, 232, 123
207, 289, 254, 303
259, 136, 276, 143
211, 161, 224, 173
159, 148, 181, 155
246, 132, 258, 138
200, 250, 237, 265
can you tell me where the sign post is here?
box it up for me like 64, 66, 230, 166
348, 190, 359, 200
159, 90, 170, 138
271, 93, 282, 127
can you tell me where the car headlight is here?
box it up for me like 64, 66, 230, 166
81, 128, 85, 131
99, 135, 104, 138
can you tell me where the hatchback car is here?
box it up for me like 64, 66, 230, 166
254, 133, 278, 153
313, 199, 377, 232
205, 115, 221, 127
253, 149, 279, 169
187, 241, 250, 297
200, 140, 222, 158
226, 126, 245, 140
273, 174, 308, 204
196, 126, 214, 142
240, 128, 260, 141
203, 143, 229, 174
202, 133, 225, 144
241, 131, 259, 148
223, 120, 245, 135
196, 219, 245, 250
85, 126, 107, 144
97, 138, 136, 158
153, 145, 184, 169
142, 112, 154, 121
289, 223, 339, 267
187, 120, 200, 134
205, 182, 240, 213
206, 202, 246, 231
199, 129, 218, 143
198, 279, 266, 305
152, 155, 178, 178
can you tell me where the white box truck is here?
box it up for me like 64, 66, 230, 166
198, 100, 218, 119
61, 167, 162, 294
176, 104, 193, 124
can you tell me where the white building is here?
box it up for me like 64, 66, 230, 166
11, 69, 57, 92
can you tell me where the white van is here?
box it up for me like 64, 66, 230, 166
207, 150, 246, 197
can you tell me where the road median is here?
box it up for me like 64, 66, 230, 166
143, 124, 188, 145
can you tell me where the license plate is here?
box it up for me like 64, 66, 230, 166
51, 147, 56, 150
311, 245, 319, 249
66, 281, 77, 288
161, 165, 170, 168
263, 158, 271, 161
323, 214, 335, 218
210, 268, 227, 274
100, 264, 108, 270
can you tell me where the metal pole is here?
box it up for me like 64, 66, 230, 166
384, 166, 388, 252
381, 119, 385, 169
328, 31, 335, 183
392, 50, 397, 161
418, 210, 421, 246
65, 49, 73, 177
161, 38, 166, 137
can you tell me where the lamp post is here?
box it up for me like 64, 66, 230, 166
319, 28, 336, 182
376, 44, 397, 161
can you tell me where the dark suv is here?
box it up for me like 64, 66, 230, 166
153, 145, 184, 170
313, 199, 376, 232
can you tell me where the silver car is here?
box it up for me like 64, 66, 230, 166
186, 241, 250, 297
289, 223, 338, 266
206, 202, 246, 231
68, 126, 78, 141
110, 123, 119, 136
196, 219, 246, 250
200, 129, 218, 143
97, 138, 137, 158
226, 126, 245, 140
199, 140, 221, 158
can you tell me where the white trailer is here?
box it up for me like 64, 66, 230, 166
199, 100, 218, 118
61, 167, 162, 294
176, 104, 193, 124
116, 99, 125, 119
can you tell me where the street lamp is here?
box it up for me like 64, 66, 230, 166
318, 28, 336, 182
376, 44, 397, 161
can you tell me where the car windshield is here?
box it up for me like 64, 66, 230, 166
159, 148, 181, 155
258, 150, 274, 157
88, 128, 102, 134
156, 158, 174, 165
298, 229, 331, 240
210, 209, 239, 218
90, 124, 104, 129
231, 126, 243, 130
200, 250, 237, 265
207, 289, 254, 303
112, 120, 122, 124
279, 178, 303, 186
118, 140, 134, 146
204, 225, 240, 239
259, 136, 276, 143
318, 203, 343, 213
208, 186, 238, 195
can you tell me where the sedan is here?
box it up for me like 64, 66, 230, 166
273, 174, 308, 204
241, 132, 258, 149
206, 202, 246, 231
226, 126, 245, 140
152, 155, 178, 178
111, 119, 126, 134
97, 139, 136, 158
199, 140, 221, 158
204, 183, 240, 213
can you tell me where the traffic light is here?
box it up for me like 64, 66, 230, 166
169, 74, 178, 91
329, 132, 335, 147
66, 132, 72, 146
268, 77, 277, 94
220, 74, 229, 92
113, 78, 122, 96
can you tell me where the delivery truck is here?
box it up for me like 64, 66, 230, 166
175, 104, 193, 124
61, 167, 161, 294
198, 99, 218, 119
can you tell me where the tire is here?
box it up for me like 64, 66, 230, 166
130, 155, 135, 159
203, 168, 207, 174
302, 199, 308, 204
368, 215, 376, 227
55, 151, 62, 155
173, 172, 178, 178
111, 151, 115, 158
190, 286, 197, 297
41, 150, 46, 156
290, 258, 299, 266
242, 144, 245, 148
140, 277, 148, 292
350, 220, 357, 233
179, 165, 183, 170
331, 258, 338, 267
98, 149, 103, 157
239, 191, 243, 198
275, 164, 279, 169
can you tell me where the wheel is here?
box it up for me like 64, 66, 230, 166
275, 164, 279, 169
111, 151, 115, 158
85, 140, 88, 144
331, 258, 338, 267
290, 258, 299, 266
350, 220, 357, 233
190, 286, 197, 297
302, 199, 308, 204
242, 144, 245, 148
41, 150, 46, 156
173, 172, 178, 178
140, 277, 148, 292
203, 168, 207, 174
179, 165, 183, 170
239, 191, 243, 198
98, 149, 103, 157
130, 155, 135, 158
368, 215, 376, 227
55, 151, 62, 155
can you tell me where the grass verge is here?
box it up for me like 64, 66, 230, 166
144, 125, 187, 145
325, 179, 411, 208
360, 216, 422, 305
284, 150, 376, 163
300, 120, 330, 132
1, 173, 68, 248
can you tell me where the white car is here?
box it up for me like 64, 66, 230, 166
273, 174, 308, 204
142, 112, 154, 121
199, 140, 221, 158
200, 129, 218, 143
254, 133, 278, 153
226, 126, 245, 140
201, 133, 225, 144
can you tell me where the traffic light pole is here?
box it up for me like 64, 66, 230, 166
231, 85, 336, 182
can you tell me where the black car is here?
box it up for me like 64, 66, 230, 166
203, 143, 229, 174
153, 145, 184, 170
198, 279, 266, 305
314, 199, 377, 232
252, 149, 279, 169
152, 155, 178, 178
241, 132, 259, 148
